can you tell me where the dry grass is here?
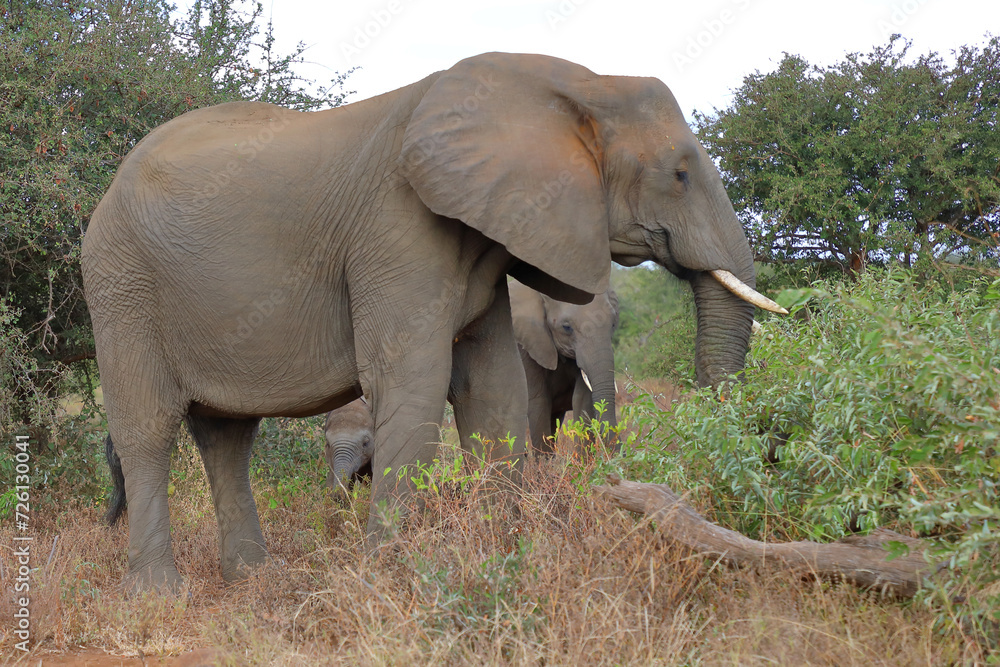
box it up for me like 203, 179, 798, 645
0, 416, 979, 665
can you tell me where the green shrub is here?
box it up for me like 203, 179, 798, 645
617, 267, 1000, 634
1, 298, 111, 515
0, 298, 64, 431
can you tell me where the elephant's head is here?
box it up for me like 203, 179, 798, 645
324, 399, 375, 497
400, 53, 784, 387
512, 280, 620, 426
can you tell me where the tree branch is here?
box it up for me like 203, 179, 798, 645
596, 476, 940, 599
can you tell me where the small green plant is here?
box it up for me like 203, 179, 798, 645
555, 401, 633, 487
407, 450, 483, 495
556, 400, 618, 443
398, 432, 522, 498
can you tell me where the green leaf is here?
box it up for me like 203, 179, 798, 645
776, 288, 829, 311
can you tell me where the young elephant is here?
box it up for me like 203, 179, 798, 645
324, 398, 375, 496
509, 279, 620, 453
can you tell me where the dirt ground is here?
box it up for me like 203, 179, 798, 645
12, 648, 226, 666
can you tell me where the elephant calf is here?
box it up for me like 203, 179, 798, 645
324, 398, 374, 497
510, 279, 620, 453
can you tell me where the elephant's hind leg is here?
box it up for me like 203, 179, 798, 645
115, 413, 186, 593
95, 333, 188, 592
185, 415, 266, 582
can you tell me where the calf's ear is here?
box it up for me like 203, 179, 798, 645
509, 280, 559, 371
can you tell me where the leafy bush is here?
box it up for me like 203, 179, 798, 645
250, 416, 328, 510
0, 297, 64, 430
611, 265, 697, 380
1, 298, 108, 516
618, 267, 1000, 633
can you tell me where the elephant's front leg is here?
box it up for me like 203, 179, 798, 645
360, 328, 454, 542
449, 281, 528, 479
186, 415, 267, 582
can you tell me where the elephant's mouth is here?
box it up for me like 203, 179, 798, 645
639, 227, 786, 315
609, 240, 662, 269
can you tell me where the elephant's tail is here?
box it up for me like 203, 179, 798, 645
104, 434, 127, 526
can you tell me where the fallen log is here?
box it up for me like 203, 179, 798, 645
596, 476, 940, 599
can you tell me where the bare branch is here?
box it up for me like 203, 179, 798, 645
596, 476, 940, 599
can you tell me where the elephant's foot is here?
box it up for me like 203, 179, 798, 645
220, 539, 269, 583
123, 563, 185, 595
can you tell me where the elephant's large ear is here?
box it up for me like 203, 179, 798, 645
400, 52, 611, 295
509, 280, 558, 370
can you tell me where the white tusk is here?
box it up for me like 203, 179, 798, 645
751, 319, 762, 334
709, 270, 789, 315
614, 379, 620, 394
581, 369, 593, 391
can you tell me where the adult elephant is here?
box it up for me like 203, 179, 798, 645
82, 52, 784, 591
510, 280, 620, 453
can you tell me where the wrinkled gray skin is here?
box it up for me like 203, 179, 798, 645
324, 398, 374, 496
83, 52, 760, 592
510, 280, 619, 453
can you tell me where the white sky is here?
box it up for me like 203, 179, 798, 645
238, 0, 998, 118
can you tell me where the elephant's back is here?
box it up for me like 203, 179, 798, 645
126, 102, 303, 173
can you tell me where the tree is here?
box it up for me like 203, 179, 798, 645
0, 0, 351, 422
694, 36, 1000, 274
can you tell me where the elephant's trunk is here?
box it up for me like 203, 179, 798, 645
329, 442, 362, 486
576, 345, 618, 432
671, 180, 758, 388
690, 270, 754, 387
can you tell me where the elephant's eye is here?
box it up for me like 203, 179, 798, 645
675, 170, 689, 186
561, 323, 573, 334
